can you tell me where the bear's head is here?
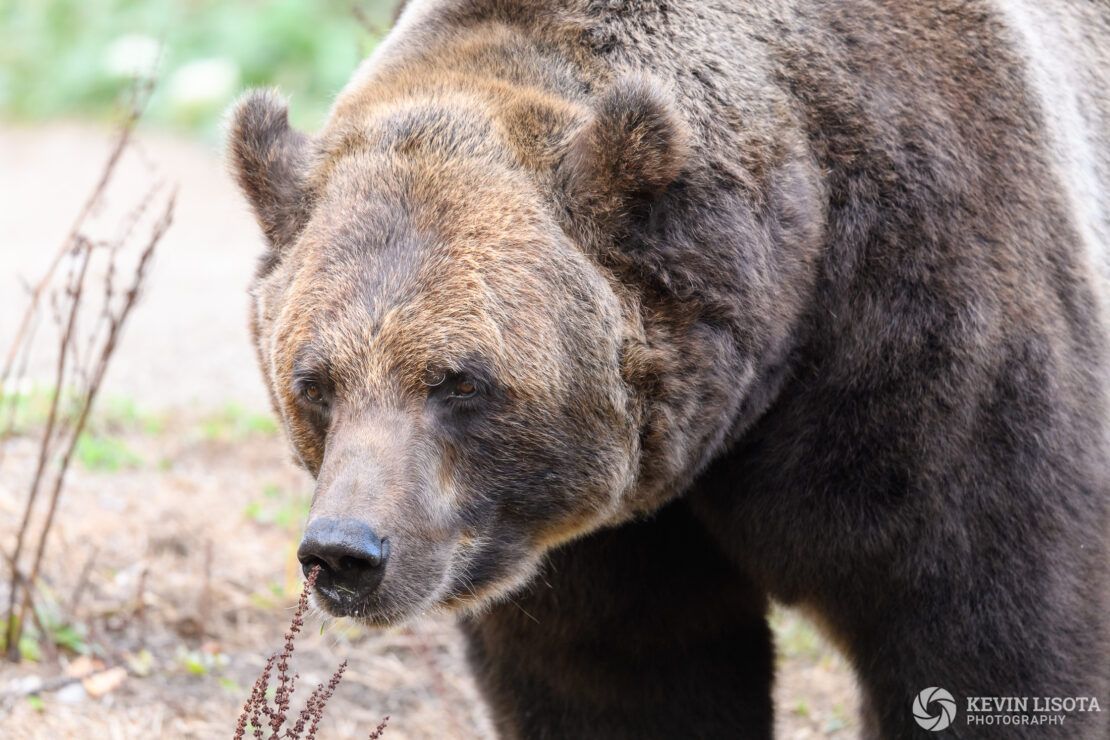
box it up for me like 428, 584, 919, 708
227, 79, 687, 625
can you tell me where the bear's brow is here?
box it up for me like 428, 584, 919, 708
427, 354, 498, 387
291, 352, 332, 385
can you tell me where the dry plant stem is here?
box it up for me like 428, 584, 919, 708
272, 567, 318, 737
200, 537, 213, 633
15, 193, 173, 650
290, 679, 326, 737
0, 80, 152, 466
367, 717, 390, 740
68, 545, 100, 616
76, 182, 163, 390
3, 183, 174, 661
241, 654, 276, 739
3, 239, 92, 660
304, 661, 347, 740
233, 566, 386, 740
1, 552, 56, 661
2, 80, 158, 660
133, 565, 149, 643
0, 663, 100, 701
0, 80, 149, 395
271, 603, 307, 733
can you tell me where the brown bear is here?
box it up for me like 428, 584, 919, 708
227, 1, 1110, 737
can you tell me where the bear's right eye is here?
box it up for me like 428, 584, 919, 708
302, 382, 325, 404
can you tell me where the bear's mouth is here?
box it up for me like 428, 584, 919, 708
306, 553, 452, 627
310, 583, 409, 626
302, 529, 545, 627
308, 561, 503, 627
312, 581, 364, 616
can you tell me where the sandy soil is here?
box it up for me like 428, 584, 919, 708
0, 123, 858, 739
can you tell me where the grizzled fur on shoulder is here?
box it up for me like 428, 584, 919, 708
228, 0, 1110, 737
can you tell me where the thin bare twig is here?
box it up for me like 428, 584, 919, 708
13, 192, 174, 649
67, 545, 100, 617
132, 565, 149, 643
0, 552, 56, 663
4, 238, 92, 660
199, 538, 213, 638
2, 78, 172, 662
0, 80, 151, 396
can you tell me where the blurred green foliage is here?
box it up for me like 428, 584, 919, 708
75, 432, 143, 471
198, 401, 279, 442
0, 0, 394, 141
244, 482, 310, 530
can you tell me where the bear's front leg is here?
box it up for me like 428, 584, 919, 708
459, 499, 774, 740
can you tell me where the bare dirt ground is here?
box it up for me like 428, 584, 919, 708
0, 123, 858, 739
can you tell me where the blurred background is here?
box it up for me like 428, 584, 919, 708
0, 1, 857, 737
1, 0, 381, 140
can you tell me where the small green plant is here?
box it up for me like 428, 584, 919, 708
0, 385, 63, 437
125, 648, 154, 676
177, 645, 228, 676
244, 483, 310, 531
0, 617, 43, 662
94, 394, 140, 428
90, 394, 169, 436
75, 432, 143, 472
242, 412, 279, 436
824, 703, 850, 733
3, 388, 168, 438
0, 610, 91, 661
199, 402, 278, 443
50, 621, 90, 654
771, 606, 826, 662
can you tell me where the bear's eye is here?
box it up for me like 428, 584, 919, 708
424, 367, 487, 408
302, 382, 325, 404
450, 378, 477, 399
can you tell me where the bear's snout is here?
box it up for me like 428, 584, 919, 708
297, 517, 389, 607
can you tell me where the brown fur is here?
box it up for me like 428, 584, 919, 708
229, 1, 1110, 737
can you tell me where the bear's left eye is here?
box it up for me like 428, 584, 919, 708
449, 378, 476, 399
425, 369, 482, 404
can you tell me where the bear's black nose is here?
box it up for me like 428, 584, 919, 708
297, 518, 389, 599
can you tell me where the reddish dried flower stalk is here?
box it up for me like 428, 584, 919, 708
272, 572, 314, 734
368, 716, 390, 739
305, 660, 348, 740
233, 566, 387, 739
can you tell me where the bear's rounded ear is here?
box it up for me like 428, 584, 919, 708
557, 75, 689, 242
226, 89, 312, 248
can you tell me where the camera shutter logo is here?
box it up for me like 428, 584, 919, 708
914, 687, 957, 731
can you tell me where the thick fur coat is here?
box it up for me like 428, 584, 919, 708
228, 1, 1110, 737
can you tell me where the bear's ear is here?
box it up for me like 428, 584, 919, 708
226, 89, 312, 248
557, 75, 688, 241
